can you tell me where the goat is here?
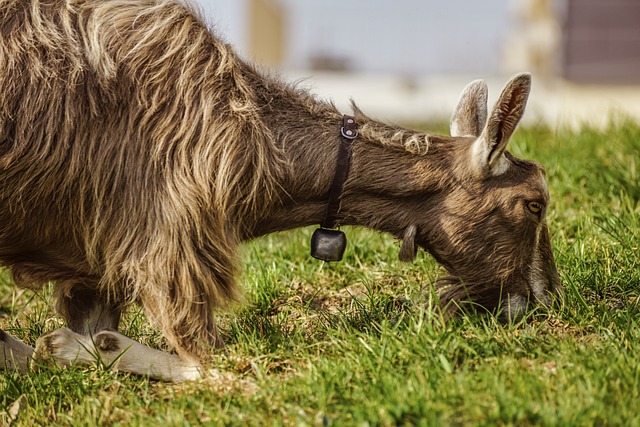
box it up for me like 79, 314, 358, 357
0, 0, 560, 381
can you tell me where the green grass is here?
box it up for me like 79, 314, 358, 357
1, 120, 639, 426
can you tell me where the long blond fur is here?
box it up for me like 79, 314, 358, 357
0, 0, 286, 358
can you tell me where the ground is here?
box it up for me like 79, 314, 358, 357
0, 121, 639, 426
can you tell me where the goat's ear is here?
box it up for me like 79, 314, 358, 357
472, 73, 531, 174
450, 79, 488, 137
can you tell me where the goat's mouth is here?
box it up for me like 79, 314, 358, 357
436, 276, 500, 317
436, 276, 538, 322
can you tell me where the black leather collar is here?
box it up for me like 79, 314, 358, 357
321, 115, 358, 229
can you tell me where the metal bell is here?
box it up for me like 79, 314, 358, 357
310, 228, 347, 262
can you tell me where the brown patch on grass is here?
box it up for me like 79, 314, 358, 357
521, 359, 559, 374
149, 366, 260, 402
532, 315, 605, 343
254, 281, 372, 336
279, 281, 370, 313
203, 369, 260, 397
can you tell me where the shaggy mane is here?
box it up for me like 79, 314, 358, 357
351, 101, 434, 155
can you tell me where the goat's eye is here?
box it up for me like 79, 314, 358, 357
527, 201, 544, 214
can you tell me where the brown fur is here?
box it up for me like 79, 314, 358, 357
0, 0, 560, 366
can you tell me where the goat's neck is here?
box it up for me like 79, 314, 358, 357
248, 111, 450, 241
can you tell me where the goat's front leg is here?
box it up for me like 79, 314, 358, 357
0, 329, 34, 371
33, 284, 203, 381
33, 328, 202, 382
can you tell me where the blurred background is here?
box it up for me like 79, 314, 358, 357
193, 0, 640, 128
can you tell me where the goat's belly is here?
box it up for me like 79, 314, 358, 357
0, 222, 92, 290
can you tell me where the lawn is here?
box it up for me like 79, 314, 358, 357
1, 120, 639, 426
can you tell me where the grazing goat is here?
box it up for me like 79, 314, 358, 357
0, 0, 560, 381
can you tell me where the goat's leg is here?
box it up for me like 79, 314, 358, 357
33, 285, 203, 381
33, 328, 202, 381
0, 329, 34, 371
55, 284, 122, 336
137, 284, 225, 372
1, 279, 113, 373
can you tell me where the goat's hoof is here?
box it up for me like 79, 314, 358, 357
93, 330, 122, 353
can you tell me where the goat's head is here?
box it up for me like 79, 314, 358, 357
402, 73, 561, 320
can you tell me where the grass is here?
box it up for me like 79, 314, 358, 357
1, 119, 639, 426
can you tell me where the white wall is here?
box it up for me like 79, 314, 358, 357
194, 0, 511, 74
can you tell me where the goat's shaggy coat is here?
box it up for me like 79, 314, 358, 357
0, 0, 560, 377
1, 0, 304, 358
